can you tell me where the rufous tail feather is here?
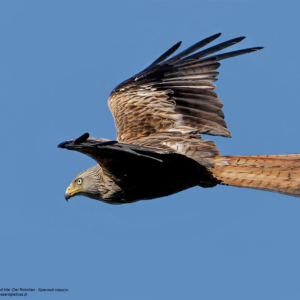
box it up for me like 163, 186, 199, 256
213, 154, 300, 197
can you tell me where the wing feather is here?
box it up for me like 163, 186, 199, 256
146, 41, 182, 68
108, 34, 263, 163
165, 33, 221, 62
182, 36, 246, 60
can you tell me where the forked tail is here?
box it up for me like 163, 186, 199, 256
213, 154, 300, 197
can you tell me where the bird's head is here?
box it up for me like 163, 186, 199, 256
64, 164, 122, 203
64, 165, 103, 201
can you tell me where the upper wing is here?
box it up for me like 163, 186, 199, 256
108, 34, 263, 143
58, 133, 194, 184
58, 133, 171, 181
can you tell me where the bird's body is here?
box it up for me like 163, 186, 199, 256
59, 137, 218, 204
59, 34, 300, 204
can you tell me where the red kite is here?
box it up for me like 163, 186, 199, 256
59, 34, 300, 204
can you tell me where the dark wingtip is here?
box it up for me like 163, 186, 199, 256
234, 36, 246, 43
58, 133, 90, 149
74, 132, 89, 144
175, 41, 182, 48
58, 141, 68, 148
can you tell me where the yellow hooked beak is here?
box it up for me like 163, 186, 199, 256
65, 185, 83, 201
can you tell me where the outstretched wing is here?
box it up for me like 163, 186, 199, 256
58, 132, 220, 169
58, 133, 168, 183
58, 133, 200, 183
108, 34, 262, 145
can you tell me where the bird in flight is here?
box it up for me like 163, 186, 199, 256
59, 33, 300, 205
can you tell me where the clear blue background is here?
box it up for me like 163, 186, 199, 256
1, 1, 300, 299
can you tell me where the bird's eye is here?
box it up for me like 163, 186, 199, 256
77, 178, 83, 185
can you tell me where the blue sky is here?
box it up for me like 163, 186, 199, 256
1, 1, 300, 299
